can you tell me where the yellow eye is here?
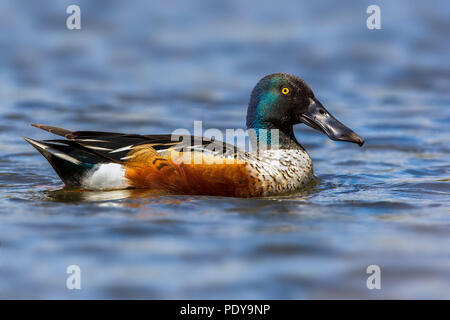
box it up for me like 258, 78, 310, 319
282, 87, 290, 95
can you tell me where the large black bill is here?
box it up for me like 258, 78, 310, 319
299, 99, 365, 146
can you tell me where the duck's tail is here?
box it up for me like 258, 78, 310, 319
23, 137, 102, 187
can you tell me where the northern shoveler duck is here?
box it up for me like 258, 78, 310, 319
25, 73, 364, 197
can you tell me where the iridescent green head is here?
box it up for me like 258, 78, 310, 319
246, 73, 364, 148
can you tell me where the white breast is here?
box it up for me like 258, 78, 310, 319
247, 149, 314, 196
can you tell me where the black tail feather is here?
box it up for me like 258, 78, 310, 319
23, 137, 106, 187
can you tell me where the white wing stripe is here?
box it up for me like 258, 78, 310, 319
52, 152, 82, 165
120, 155, 134, 160
83, 145, 113, 151
77, 139, 108, 142
109, 145, 134, 153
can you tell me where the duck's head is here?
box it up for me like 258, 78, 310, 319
246, 73, 364, 148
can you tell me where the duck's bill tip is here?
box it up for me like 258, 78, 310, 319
341, 131, 365, 147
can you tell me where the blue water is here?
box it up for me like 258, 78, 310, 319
0, 0, 449, 299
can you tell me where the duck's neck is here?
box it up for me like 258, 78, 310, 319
246, 120, 303, 151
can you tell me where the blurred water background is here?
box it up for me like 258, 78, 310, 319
0, 0, 449, 299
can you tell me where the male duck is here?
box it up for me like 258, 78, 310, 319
25, 73, 364, 197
